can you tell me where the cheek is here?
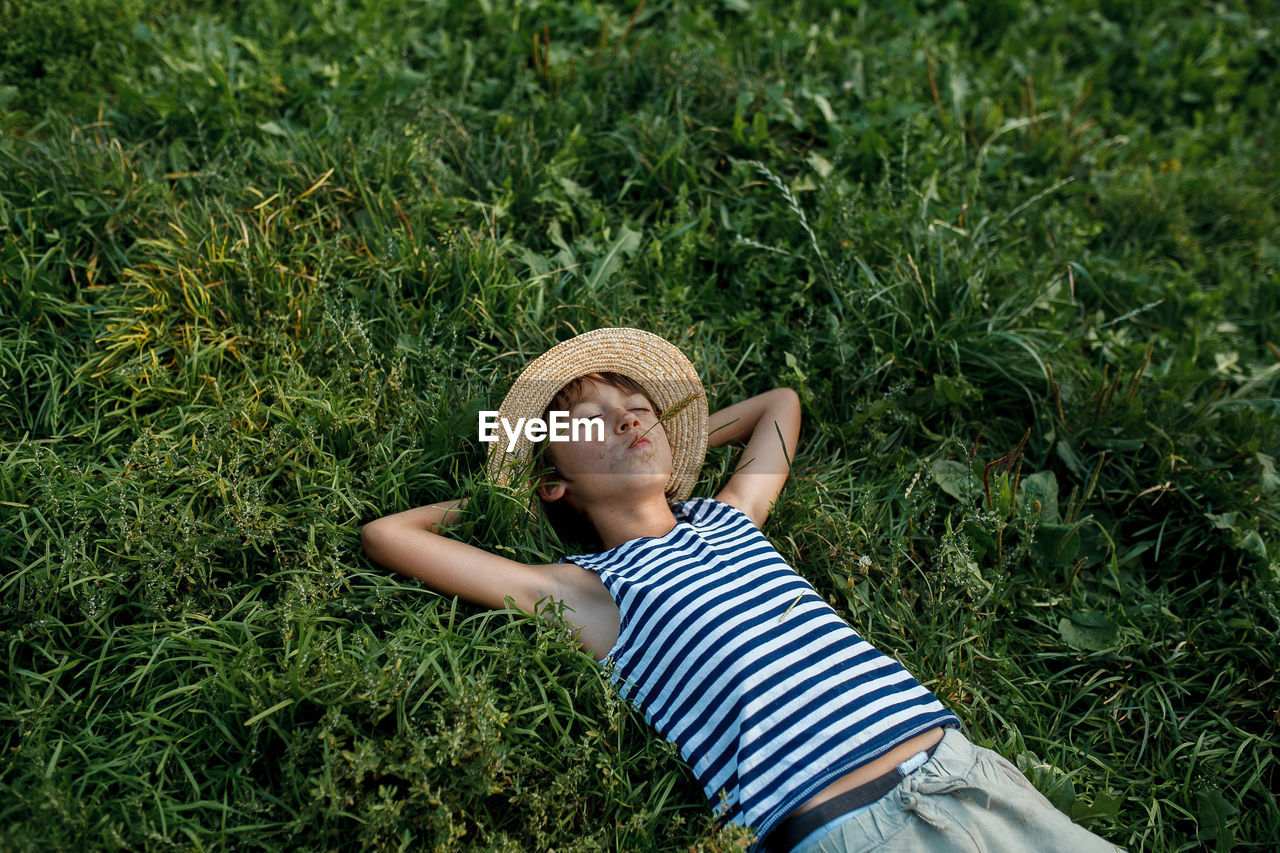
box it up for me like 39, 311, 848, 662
559, 439, 607, 469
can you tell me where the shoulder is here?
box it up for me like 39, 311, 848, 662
678, 496, 759, 530
694, 491, 765, 529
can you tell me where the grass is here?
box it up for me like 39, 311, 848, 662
2, 0, 1277, 850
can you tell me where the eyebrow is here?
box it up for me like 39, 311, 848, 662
568, 391, 645, 412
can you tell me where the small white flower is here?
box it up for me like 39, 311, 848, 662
859, 555, 873, 568
842, 81, 855, 90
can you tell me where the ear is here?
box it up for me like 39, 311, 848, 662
536, 479, 568, 503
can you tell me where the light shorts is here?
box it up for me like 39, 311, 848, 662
789, 728, 1124, 853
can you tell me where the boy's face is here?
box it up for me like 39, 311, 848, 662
535, 377, 674, 509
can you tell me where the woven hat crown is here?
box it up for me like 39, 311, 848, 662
484, 327, 708, 504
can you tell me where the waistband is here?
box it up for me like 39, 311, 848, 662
761, 739, 942, 853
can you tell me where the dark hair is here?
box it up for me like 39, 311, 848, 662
532, 372, 667, 548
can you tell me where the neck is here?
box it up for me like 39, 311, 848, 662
587, 496, 680, 550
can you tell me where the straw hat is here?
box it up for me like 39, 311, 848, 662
485, 327, 708, 503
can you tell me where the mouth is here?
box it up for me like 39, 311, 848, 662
625, 437, 650, 452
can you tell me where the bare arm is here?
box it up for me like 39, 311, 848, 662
375, 499, 468, 534
361, 498, 622, 657
707, 387, 801, 528
360, 499, 554, 613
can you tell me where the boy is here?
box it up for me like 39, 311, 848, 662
361, 328, 1121, 852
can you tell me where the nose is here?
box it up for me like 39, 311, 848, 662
612, 407, 640, 433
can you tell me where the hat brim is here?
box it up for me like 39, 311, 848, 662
485, 327, 708, 504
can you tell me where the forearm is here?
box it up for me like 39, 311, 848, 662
360, 499, 553, 614
704, 388, 801, 527
707, 388, 796, 448
367, 499, 467, 535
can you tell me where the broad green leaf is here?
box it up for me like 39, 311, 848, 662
1018, 470, 1060, 522
1088, 436, 1145, 452
931, 459, 977, 502
586, 225, 642, 290
1071, 790, 1123, 822
806, 151, 833, 177
995, 471, 1014, 516
1034, 522, 1080, 567
1197, 789, 1239, 850
1056, 438, 1087, 481
556, 176, 590, 202
1205, 511, 1237, 530
547, 220, 574, 267
1015, 751, 1077, 815
516, 246, 550, 277
933, 374, 972, 404
1238, 530, 1266, 561
1258, 452, 1278, 493
1059, 611, 1118, 651
963, 519, 996, 562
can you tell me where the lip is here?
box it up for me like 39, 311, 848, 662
625, 437, 650, 452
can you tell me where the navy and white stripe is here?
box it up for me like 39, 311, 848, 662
561, 497, 961, 842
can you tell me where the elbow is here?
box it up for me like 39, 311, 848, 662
773, 387, 801, 409
772, 387, 802, 440
360, 519, 387, 559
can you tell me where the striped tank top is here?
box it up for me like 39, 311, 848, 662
560, 497, 961, 843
